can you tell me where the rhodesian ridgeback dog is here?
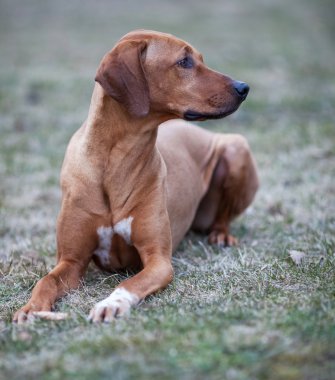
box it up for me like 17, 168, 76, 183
13, 30, 258, 323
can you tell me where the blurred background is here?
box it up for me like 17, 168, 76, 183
0, 1, 335, 379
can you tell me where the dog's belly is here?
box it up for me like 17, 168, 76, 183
157, 120, 217, 251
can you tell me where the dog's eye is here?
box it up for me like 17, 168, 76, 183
177, 56, 194, 69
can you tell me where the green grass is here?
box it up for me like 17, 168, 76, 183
0, 0, 335, 379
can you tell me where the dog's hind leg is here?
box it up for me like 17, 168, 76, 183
192, 134, 259, 246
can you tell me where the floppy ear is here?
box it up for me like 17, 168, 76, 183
95, 40, 150, 118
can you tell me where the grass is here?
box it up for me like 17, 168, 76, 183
0, 0, 335, 379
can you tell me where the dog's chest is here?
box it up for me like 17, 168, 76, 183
93, 216, 134, 266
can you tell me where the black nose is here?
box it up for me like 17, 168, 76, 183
233, 81, 249, 100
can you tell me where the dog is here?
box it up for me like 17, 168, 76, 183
13, 30, 258, 323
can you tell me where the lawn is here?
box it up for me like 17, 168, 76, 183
0, 0, 335, 379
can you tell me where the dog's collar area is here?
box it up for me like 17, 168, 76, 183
183, 110, 235, 121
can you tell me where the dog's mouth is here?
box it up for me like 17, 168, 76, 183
183, 109, 236, 122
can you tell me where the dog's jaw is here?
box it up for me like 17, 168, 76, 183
183, 109, 237, 121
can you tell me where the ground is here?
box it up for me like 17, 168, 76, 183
0, 0, 335, 379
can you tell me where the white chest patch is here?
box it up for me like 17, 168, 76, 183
93, 216, 134, 265
114, 216, 134, 245
94, 226, 113, 266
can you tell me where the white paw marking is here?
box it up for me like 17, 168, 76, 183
88, 287, 139, 322
93, 216, 134, 265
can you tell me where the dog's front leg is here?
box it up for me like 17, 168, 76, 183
88, 255, 173, 322
89, 213, 173, 322
13, 205, 98, 323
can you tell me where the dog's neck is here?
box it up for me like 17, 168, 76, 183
84, 83, 170, 154
82, 84, 173, 209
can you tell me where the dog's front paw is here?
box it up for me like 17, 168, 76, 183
13, 308, 33, 324
13, 302, 52, 324
88, 287, 139, 323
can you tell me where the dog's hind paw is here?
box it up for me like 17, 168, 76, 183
208, 230, 238, 247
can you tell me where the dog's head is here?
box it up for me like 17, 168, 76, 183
95, 30, 249, 120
